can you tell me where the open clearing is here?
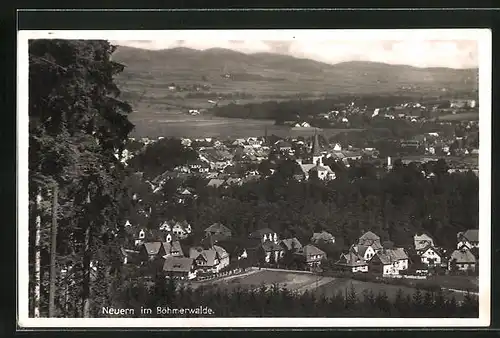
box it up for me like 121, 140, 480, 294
437, 112, 479, 121
128, 110, 358, 138
200, 269, 471, 302
199, 269, 323, 293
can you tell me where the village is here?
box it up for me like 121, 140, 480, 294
120, 211, 478, 286
117, 128, 479, 293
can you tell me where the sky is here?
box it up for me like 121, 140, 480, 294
113, 39, 478, 69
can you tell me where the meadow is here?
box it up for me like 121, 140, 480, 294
437, 112, 479, 121
193, 269, 470, 302
128, 109, 358, 139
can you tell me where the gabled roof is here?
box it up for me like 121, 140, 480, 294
162, 241, 184, 256
311, 231, 335, 242
336, 252, 367, 267
189, 245, 228, 266
359, 231, 380, 242
296, 244, 326, 257
249, 227, 276, 238
280, 238, 303, 251
352, 244, 371, 258
374, 248, 408, 265
204, 223, 232, 235
207, 179, 225, 188
449, 248, 477, 264
459, 229, 479, 243
262, 240, 283, 252
162, 257, 194, 273
414, 233, 434, 251
419, 244, 445, 258
142, 242, 162, 255
276, 140, 292, 149
308, 164, 334, 173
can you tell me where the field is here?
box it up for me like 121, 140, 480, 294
437, 112, 479, 121
128, 109, 359, 138
195, 269, 472, 302
196, 269, 327, 293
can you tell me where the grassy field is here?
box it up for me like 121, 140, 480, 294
128, 109, 359, 138
437, 112, 479, 121
313, 278, 469, 302
204, 269, 322, 293
198, 269, 473, 302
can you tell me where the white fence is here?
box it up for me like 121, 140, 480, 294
383, 274, 428, 280
194, 268, 245, 282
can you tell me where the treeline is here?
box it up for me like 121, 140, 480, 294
105, 270, 478, 318
127, 138, 198, 180
208, 95, 460, 121
170, 159, 479, 252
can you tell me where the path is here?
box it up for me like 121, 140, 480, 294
294, 276, 335, 293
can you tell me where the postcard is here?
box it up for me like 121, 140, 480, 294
17, 28, 491, 328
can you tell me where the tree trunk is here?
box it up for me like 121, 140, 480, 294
82, 224, 92, 317
48, 184, 58, 317
34, 188, 42, 318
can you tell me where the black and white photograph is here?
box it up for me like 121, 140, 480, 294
17, 29, 491, 328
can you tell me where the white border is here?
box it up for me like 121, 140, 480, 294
17, 29, 491, 328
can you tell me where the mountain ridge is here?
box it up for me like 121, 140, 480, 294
112, 45, 478, 101
113, 45, 478, 71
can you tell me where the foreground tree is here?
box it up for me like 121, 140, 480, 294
29, 39, 134, 317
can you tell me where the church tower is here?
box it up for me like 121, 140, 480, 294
311, 130, 323, 166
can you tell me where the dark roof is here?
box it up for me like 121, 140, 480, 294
336, 252, 367, 267
296, 244, 326, 258
359, 231, 380, 242
262, 241, 283, 252
189, 245, 229, 266
204, 223, 232, 235
249, 228, 276, 239
162, 257, 194, 273
459, 229, 479, 243
161, 241, 184, 256
280, 238, 303, 251
374, 248, 408, 265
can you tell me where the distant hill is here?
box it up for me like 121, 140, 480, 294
112, 46, 478, 113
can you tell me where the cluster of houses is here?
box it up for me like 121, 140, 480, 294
335, 229, 479, 277
121, 218, 343, 281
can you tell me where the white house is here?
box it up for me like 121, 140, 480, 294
351, 244, 376, 261
249, 228, 279, 244
370, 248, 409, 276
414, 233, 434, 251
419, 246, 445, 267
336, 251, 368, 273
448, 248, 477, 272
189, 245, 230, 274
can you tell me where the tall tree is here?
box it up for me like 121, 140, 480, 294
29, 39, 134, 317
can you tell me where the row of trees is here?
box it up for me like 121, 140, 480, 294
109, 270, 478, 318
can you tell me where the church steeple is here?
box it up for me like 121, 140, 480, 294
312, 130, 321, 156
311, 129, 323, 166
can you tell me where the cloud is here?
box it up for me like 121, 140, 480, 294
112, 39, 478, 68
